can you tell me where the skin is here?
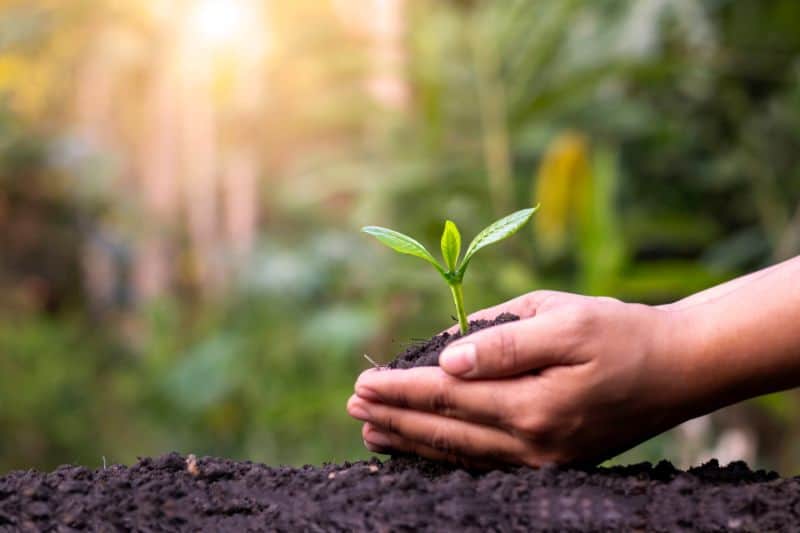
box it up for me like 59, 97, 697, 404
347, 255, 800, 468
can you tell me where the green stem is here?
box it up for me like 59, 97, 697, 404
449, 283, 469, 335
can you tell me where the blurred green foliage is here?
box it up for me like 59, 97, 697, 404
2, 0, 800, 474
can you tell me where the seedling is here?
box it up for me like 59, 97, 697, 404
362, 206, 539, 334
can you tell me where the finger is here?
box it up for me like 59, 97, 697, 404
354, 367, 522, 427
439, 313, 578, 378
361, 423, 392, 454
443, 290, 559, 335
361, 423, 498, 470
347, 397, 528, 464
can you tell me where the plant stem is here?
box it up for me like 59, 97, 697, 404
449, 283, 469, 335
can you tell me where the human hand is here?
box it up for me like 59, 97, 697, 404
347, 290, 695, 468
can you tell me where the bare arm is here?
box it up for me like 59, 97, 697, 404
664, 257, 798, 310
674, 255, 800, 414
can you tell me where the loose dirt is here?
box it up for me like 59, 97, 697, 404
388, 313, 519, 369
1, 452, 795, 531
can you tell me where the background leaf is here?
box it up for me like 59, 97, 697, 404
440, 220, 461, 272
362, 226, 444, 273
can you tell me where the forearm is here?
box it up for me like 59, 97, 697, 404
672, 256, 800, 416
666, 259, 791, 311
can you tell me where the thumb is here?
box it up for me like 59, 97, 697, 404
443, 290, 561, 335
439, 315, 566, 378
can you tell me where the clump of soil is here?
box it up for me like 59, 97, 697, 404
3, 315, 798, 531
389, 313, 519, 368
1, 452, 796, 531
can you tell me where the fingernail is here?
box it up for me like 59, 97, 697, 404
347, 397, 370, 421
440, 343, 476, 376
363, 439, 389, 453
355, 385, 381, 401
365, 430, 392, 448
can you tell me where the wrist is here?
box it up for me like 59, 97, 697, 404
664, 301, 783, 418
644, 305, 709, 423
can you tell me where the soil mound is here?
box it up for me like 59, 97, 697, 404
1, 452, 796, 531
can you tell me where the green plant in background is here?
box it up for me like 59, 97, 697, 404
362, 206, 539, 334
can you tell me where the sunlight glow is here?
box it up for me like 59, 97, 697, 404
187, 0, 251, 48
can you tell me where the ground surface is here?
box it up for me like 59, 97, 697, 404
2, 316, 799, 532
1, 453, 797, 532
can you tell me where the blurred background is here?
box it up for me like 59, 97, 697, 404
2, 0, 800, 474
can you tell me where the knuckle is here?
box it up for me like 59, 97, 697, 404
519, 446, 546, 467
492, 390, 520, 429
594, 295, 622, 306
520, 292, 541, 317
521, 448, 561, 468
394, 391, 410, 409
566, 302, 591, 326
561, 303, 597, 339
429, 378, 453, 416
558, 412, 585, 441
430, 391, 449, 414
494, 329, 520, 373
429, 426, 454, 454
409, 441, 429, 459
529, 290, 559, 313
381, 411, 397, 435
520, 451, 540, 468
515, 413, 554, 439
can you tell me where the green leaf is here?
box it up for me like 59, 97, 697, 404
440, 220, 462, 272
362, 226, 445, 274
459, 206, 539, 276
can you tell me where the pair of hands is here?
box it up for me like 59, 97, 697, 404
347, 290, 697, 468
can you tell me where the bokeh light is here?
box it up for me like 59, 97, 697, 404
189, 0, 246, 44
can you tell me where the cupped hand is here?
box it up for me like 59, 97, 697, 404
347, 290, 696, 468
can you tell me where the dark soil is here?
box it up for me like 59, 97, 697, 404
1, 453, 797, 532
388, 312, 520, 369
3, 315, 799, 532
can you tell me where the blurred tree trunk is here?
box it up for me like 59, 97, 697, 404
334, 0, 408, 110
366, 0, 408, 111
223, 150, 258, 261
135, 36, 180, 302
74, 31, 120, 311
179, 49, 222, 294
223, 23, 265, 267
74, 39, 114, 149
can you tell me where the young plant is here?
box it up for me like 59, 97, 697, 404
362, 206, 539, 334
